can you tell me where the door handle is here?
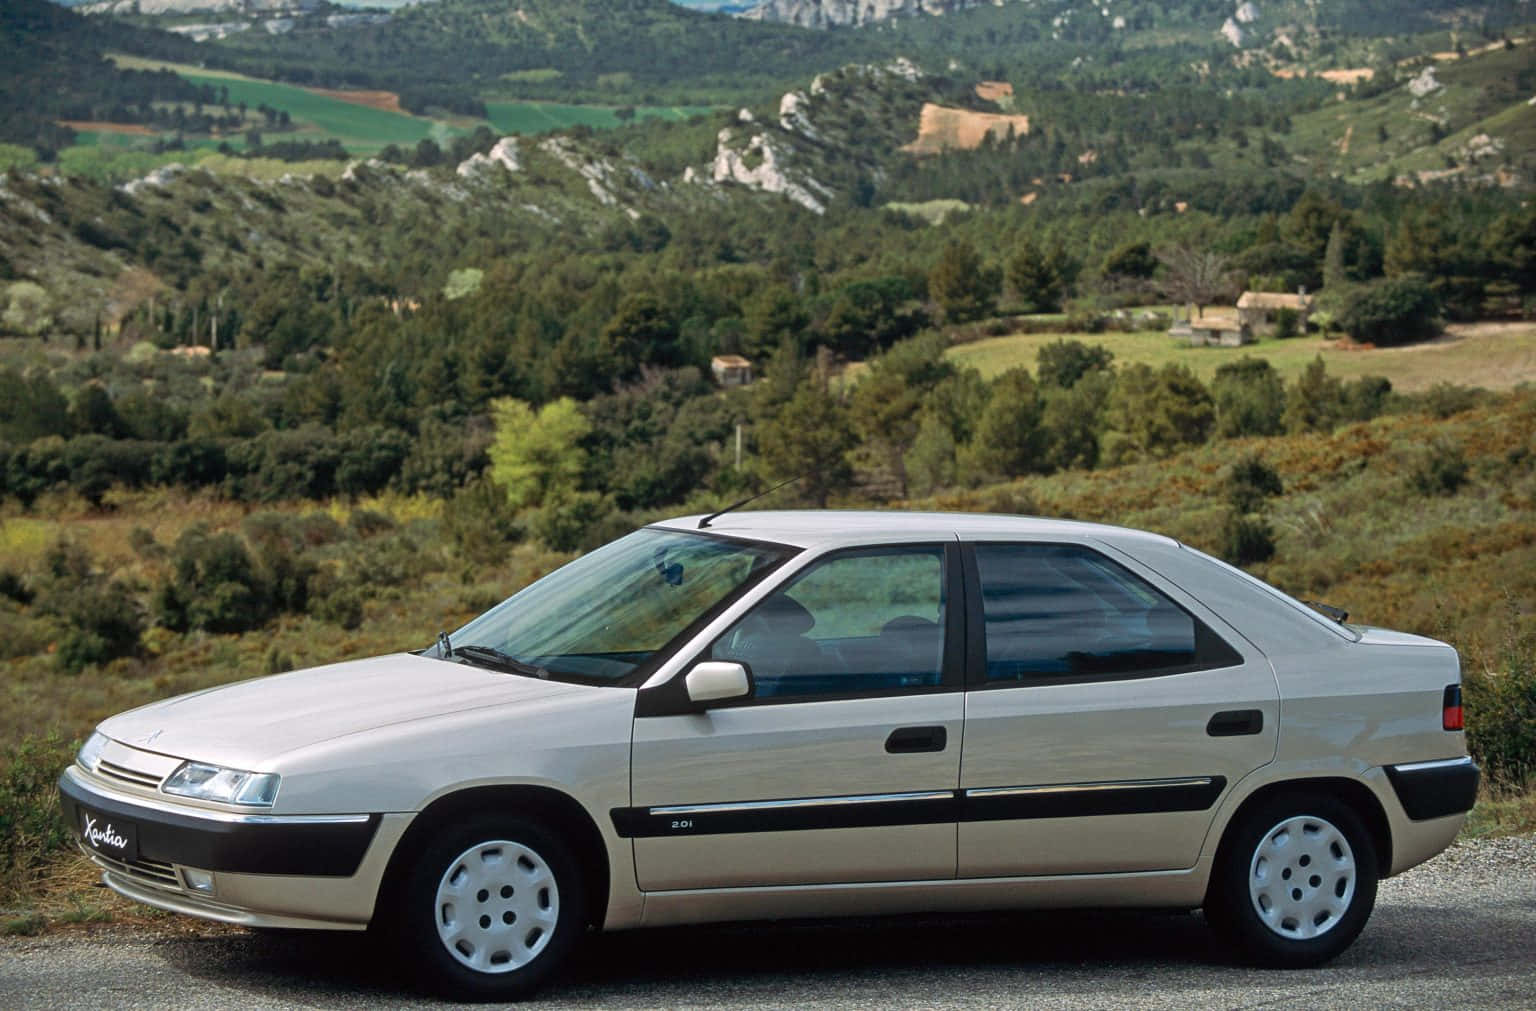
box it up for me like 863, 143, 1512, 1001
1207, 710, 1264, 737
886, 725, 947, 754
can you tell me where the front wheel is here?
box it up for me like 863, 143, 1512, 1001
393, 815, 585, 1001
1205, 793, 1379, 968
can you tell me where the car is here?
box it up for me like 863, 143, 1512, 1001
60, 511, 1478, 999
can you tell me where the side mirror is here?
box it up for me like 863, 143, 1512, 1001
684, 661, 751, 706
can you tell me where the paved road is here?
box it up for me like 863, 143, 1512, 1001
3, 836, 1534, 1009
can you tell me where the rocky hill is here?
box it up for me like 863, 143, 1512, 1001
742, 0, 1009, 29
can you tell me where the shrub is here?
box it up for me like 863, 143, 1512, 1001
1407, 439, 1469, 497
1336, 276, 1440, 345
1223, 454, 1284, 513
157, 527, 271, 633
1213, 357, 1285, 438
1220, 512, 1277, 566
0, 732, 76, 900
1464, 638, 1536, 787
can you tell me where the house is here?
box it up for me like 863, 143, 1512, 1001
1183, 315, 1249, 347
710, 354, 753, 387
1237, 290, 1313, 337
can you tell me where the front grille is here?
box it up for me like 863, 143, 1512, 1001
96, 759, 163, 790
86, 845, 182, 891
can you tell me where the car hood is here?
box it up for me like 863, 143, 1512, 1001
99, 653, 590, 769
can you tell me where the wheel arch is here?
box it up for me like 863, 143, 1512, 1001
1206, 776, 1393, 901
375, 784, 612, 931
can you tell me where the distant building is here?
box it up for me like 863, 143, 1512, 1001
1182, 315, 1249, 347
710, 354, 753, 387
1237, 290, 1313, 337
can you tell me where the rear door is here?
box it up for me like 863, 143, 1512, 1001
626, 543, 965, 891
957, 540, 1278, 877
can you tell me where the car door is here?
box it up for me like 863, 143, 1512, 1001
957, 540, 1278, 877
625, 543, 964, 891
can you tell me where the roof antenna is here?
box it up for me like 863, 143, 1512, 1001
698, 475, 804, 529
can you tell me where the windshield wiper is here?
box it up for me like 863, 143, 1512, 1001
447, 644, 549, 679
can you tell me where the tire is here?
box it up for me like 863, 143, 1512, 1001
1205, 793, 1379, 968
392, 814, 586, 1001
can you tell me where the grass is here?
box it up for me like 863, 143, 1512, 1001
1462, 788, 1536, 839
945, 321, 1536, 393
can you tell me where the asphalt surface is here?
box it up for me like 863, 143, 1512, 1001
3, 835, 1534, 1009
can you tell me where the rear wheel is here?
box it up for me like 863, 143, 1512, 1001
394, 815, 585, 1001
1206, 793, 1378, 968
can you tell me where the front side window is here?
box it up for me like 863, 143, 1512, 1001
446, 528, 791, 683
711, 546, 948, 700
975, 543, 1235, 683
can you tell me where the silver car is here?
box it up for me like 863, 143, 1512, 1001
60, 512, 1478, 999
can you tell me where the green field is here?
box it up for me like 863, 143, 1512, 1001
946, 322, 1536, 393
484, 101, 711, 135
103, 55, 711, 156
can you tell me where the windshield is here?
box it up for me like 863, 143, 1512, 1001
439, 527, 792, 684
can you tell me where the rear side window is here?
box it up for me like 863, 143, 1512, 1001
973, 543, 1239, 684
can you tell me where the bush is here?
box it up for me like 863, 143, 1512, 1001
1464, 639, 1536, 787
1273, 307, 1300, 339
0, 732, 76, 900
1336, 276, 1440, 345
1213, 357, 1285, 438
1223, 454, 1283, 513
1220, 511, 1277, 566
1407, 439, 1469, 496
157, 527, 271, 633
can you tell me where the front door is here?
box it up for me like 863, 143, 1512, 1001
627, 544, 964, 891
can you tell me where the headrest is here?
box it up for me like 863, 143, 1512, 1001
749, 593, 815, 636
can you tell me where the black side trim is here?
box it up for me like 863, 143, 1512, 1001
962, 777, 1227, 822
612, 796, 959, 839
1207, 709, 1264, 737
1384, 759, 1480, 821
610, 776, 1227, 838
59, 774, 379, 877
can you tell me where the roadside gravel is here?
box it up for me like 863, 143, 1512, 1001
2, 834, 1533, 1009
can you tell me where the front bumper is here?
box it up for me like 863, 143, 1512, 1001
59, 765, 406, 930
59, 766, 380, 875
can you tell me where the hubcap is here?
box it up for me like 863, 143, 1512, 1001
434, 839, 560, 974
1248, 814, 1356, 941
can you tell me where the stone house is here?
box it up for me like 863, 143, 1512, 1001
1237, 290, 1313, 337
710, 354, 753, 387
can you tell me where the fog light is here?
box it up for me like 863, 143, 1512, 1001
182, 868, 215, 894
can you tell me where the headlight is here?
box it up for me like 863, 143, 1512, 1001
78, 731, 108, 772
162, 762, 280, 807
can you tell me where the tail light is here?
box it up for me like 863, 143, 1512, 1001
1442, 684, 1464, 731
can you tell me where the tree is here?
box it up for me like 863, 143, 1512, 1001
966, 368, 1047, 479
1006, 238, 1073, 312
1102, 363, 1215, 463
928, 240, 999, 323
1335, 276, 1439, 346
488, 397, 591, 512
1102, 241, 1158, 280
758, 380, 854, 508
1212, 356, 1285, 437
849, 333, 954, 498
1283, 357, 1347, 434
1323, 221, 1348, 292
1158, 245, 1238, 317
1036, 339, 1114, 390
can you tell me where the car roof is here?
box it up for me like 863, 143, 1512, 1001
651, 510, 1181, 552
